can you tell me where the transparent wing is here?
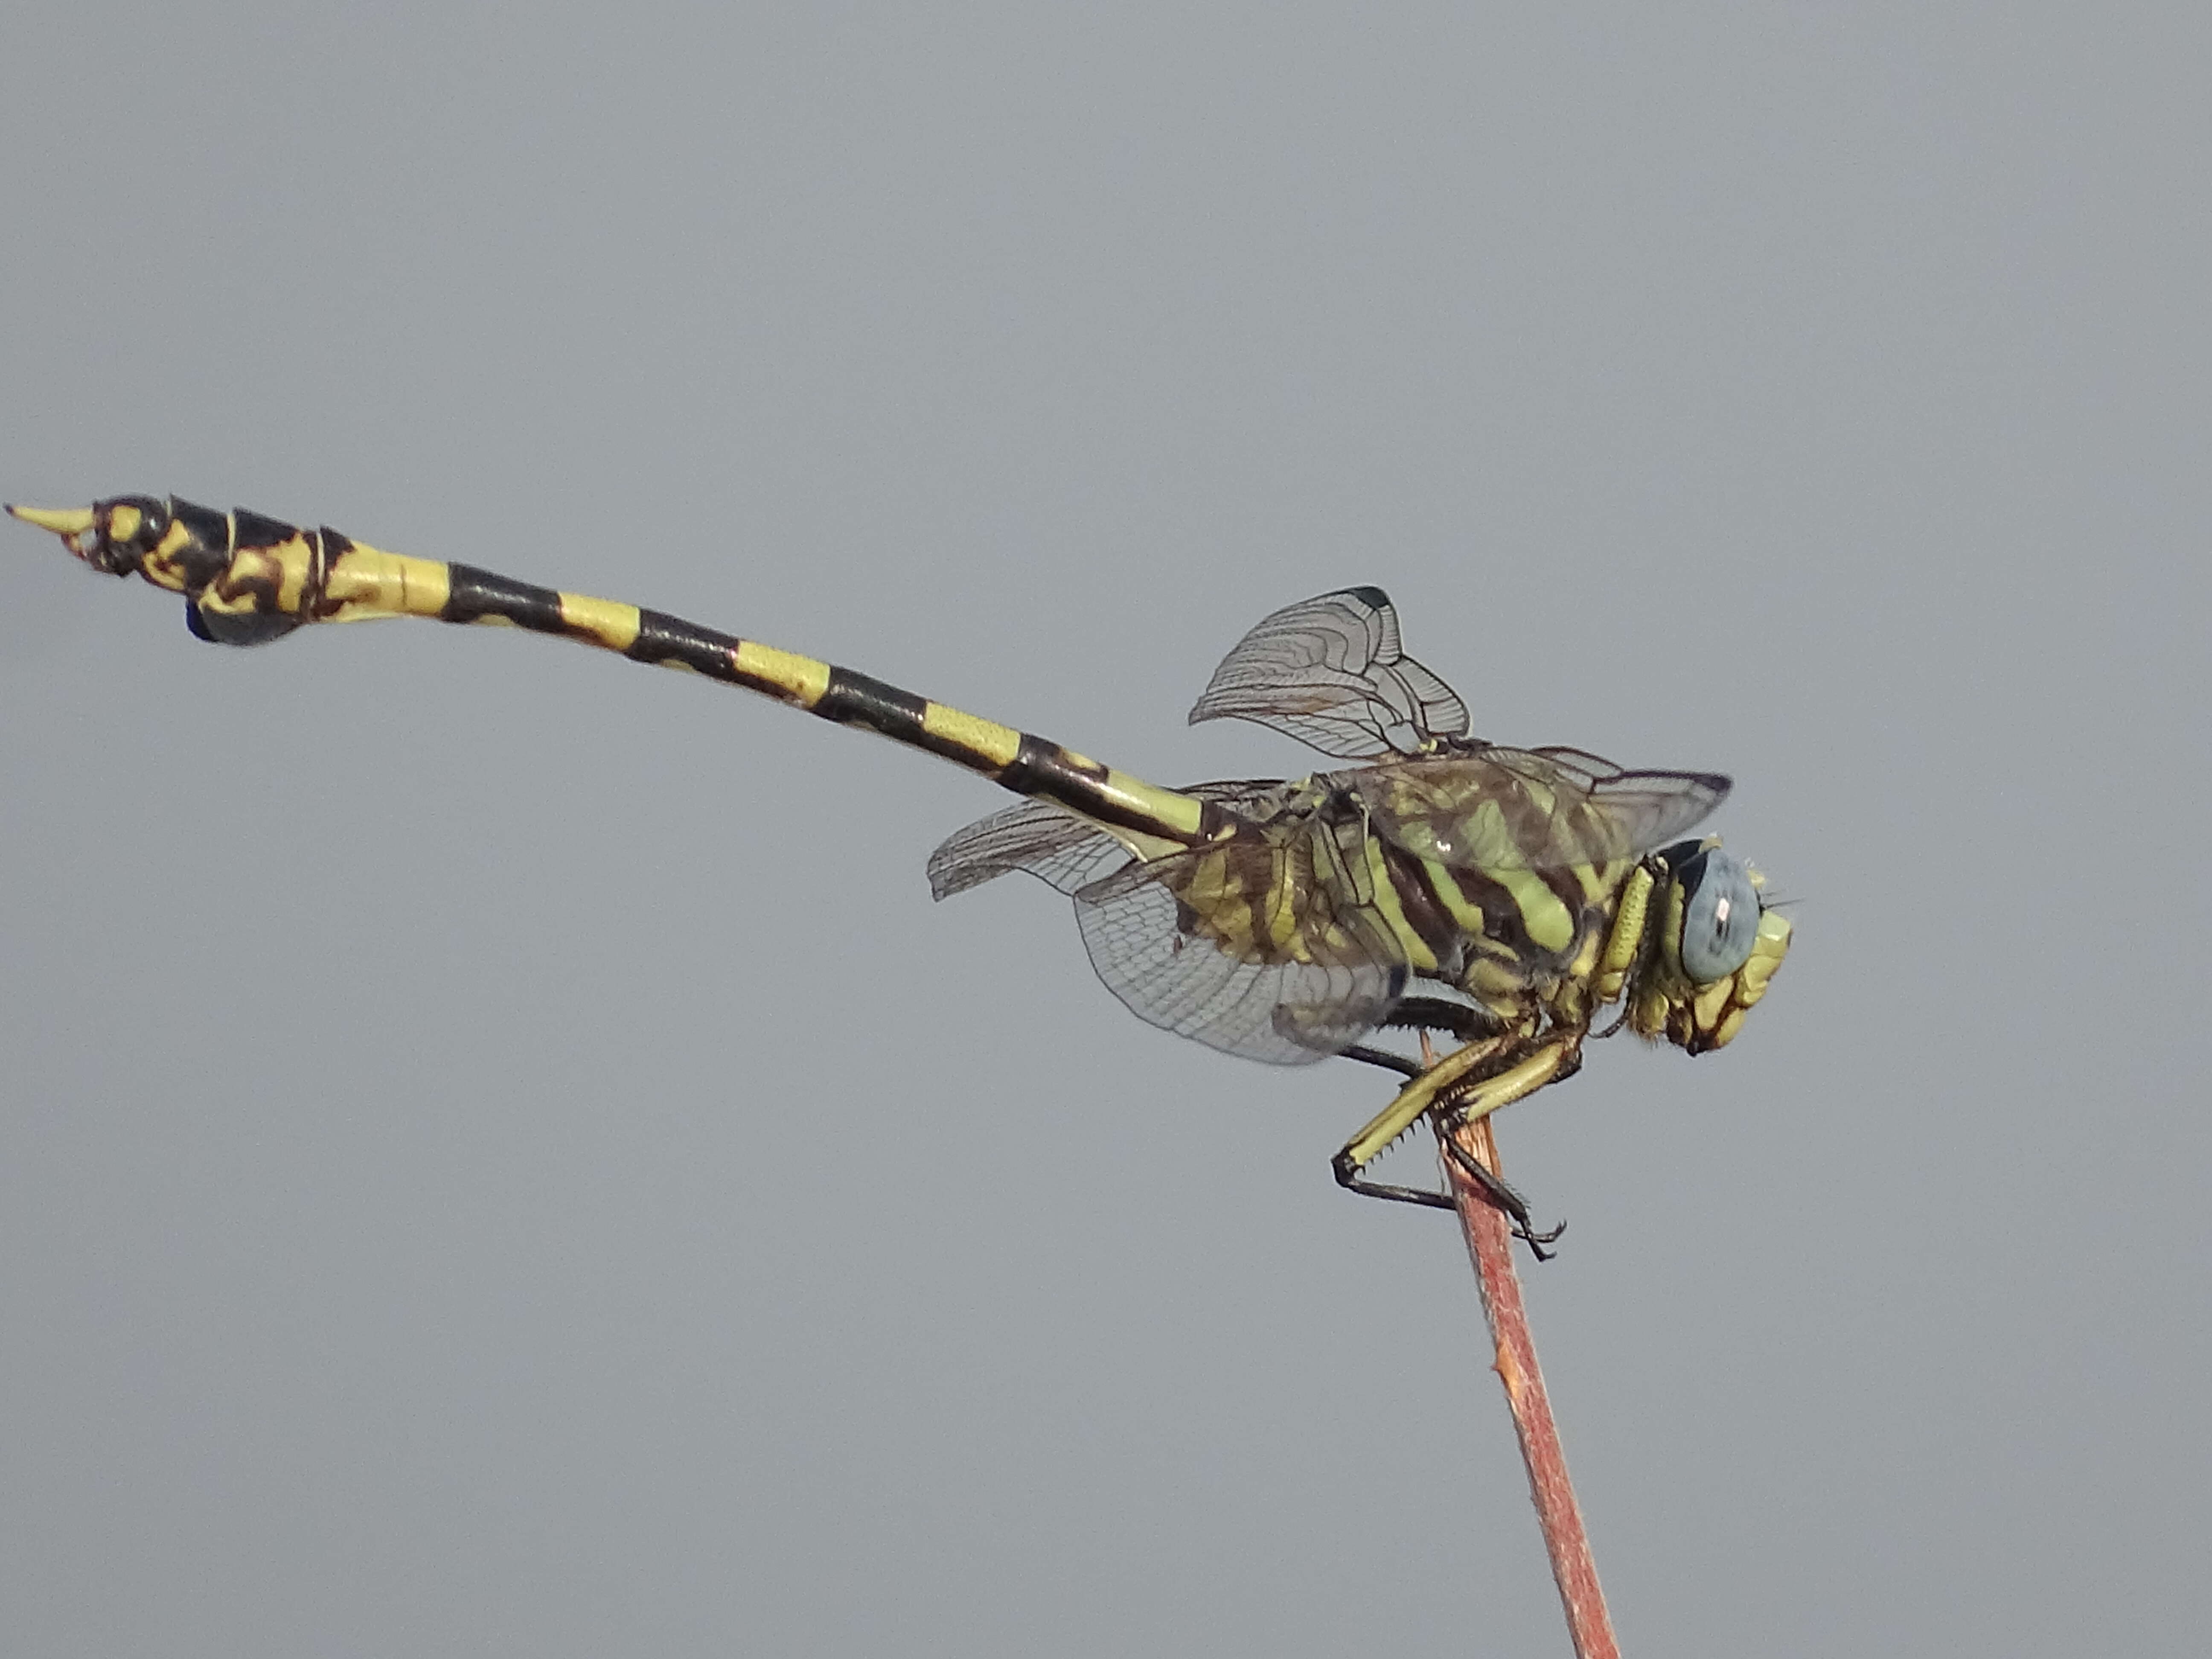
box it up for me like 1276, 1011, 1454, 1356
1069, 833, 1409, 1065
925, 780, 1285, 899
1186, 587, 1471, 760
926, 800, 1129, 898
1348, 746, 1730, 872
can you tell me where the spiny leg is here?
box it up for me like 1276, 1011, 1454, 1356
1332, 994, 1505, 1089
1435, 1034, 1585, 1257
1331, 1118, 1552, 1234
1330, 1041, 1462, 1209
1350, 1053, 1559, 1251
1332, 1032, 1581, 1255
1333, 1025, 1548, 1220
1381, 994, 1503, 1045
1332, 1034, 1512, 1213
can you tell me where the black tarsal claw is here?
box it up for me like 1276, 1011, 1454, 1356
1511, 1217, 1567, 1262
1441, 1133, 1565, 1261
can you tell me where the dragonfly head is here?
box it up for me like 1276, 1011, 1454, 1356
8, 496, 198, 592
1625, 838, 1790, 1054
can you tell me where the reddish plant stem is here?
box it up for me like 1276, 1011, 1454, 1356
1444, 1116, 1620, 1659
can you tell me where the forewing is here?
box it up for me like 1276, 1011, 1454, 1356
1187, 587, 1471, 759
1350, 746, 1730, 872
1069, 833, 1408, 1065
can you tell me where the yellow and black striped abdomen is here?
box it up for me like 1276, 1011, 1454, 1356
12, 495, 1210, 853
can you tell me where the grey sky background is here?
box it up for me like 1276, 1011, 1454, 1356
3, 4, 2206, 1655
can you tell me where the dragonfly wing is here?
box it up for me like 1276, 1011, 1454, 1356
1187, 587, 1471, 759
1351, 747, 1731, 871
1070, 837, 1408, 1065
926, 780, 1288, 899
927, 800, 1131, 898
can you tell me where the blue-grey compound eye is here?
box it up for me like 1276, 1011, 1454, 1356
1679, 849, 1760, 982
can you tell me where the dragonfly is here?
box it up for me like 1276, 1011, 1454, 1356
10, 495, 1790, 1252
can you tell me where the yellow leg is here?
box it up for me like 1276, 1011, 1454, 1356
1332, 1030, 1582, 1186
1434, 1033, 1581, 1133
1335, 1035, 1511, 1176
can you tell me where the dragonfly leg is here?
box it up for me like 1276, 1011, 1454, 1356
1383, 995, 1503, 1045
1336, 1043, 1423, 1079
1327, 1039, 1469, 1212
1434, 1033, 1584, 1257
1332, 1035, 1514, 1186
1330, 1034, 1515, 1213
1332, 1115, 1549, 1229
1336, 999, 1502, 1079
1333, 1169, 1458, 1211
1332, 1032, 1583, 1253
1437, 1137, 1566, 1259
